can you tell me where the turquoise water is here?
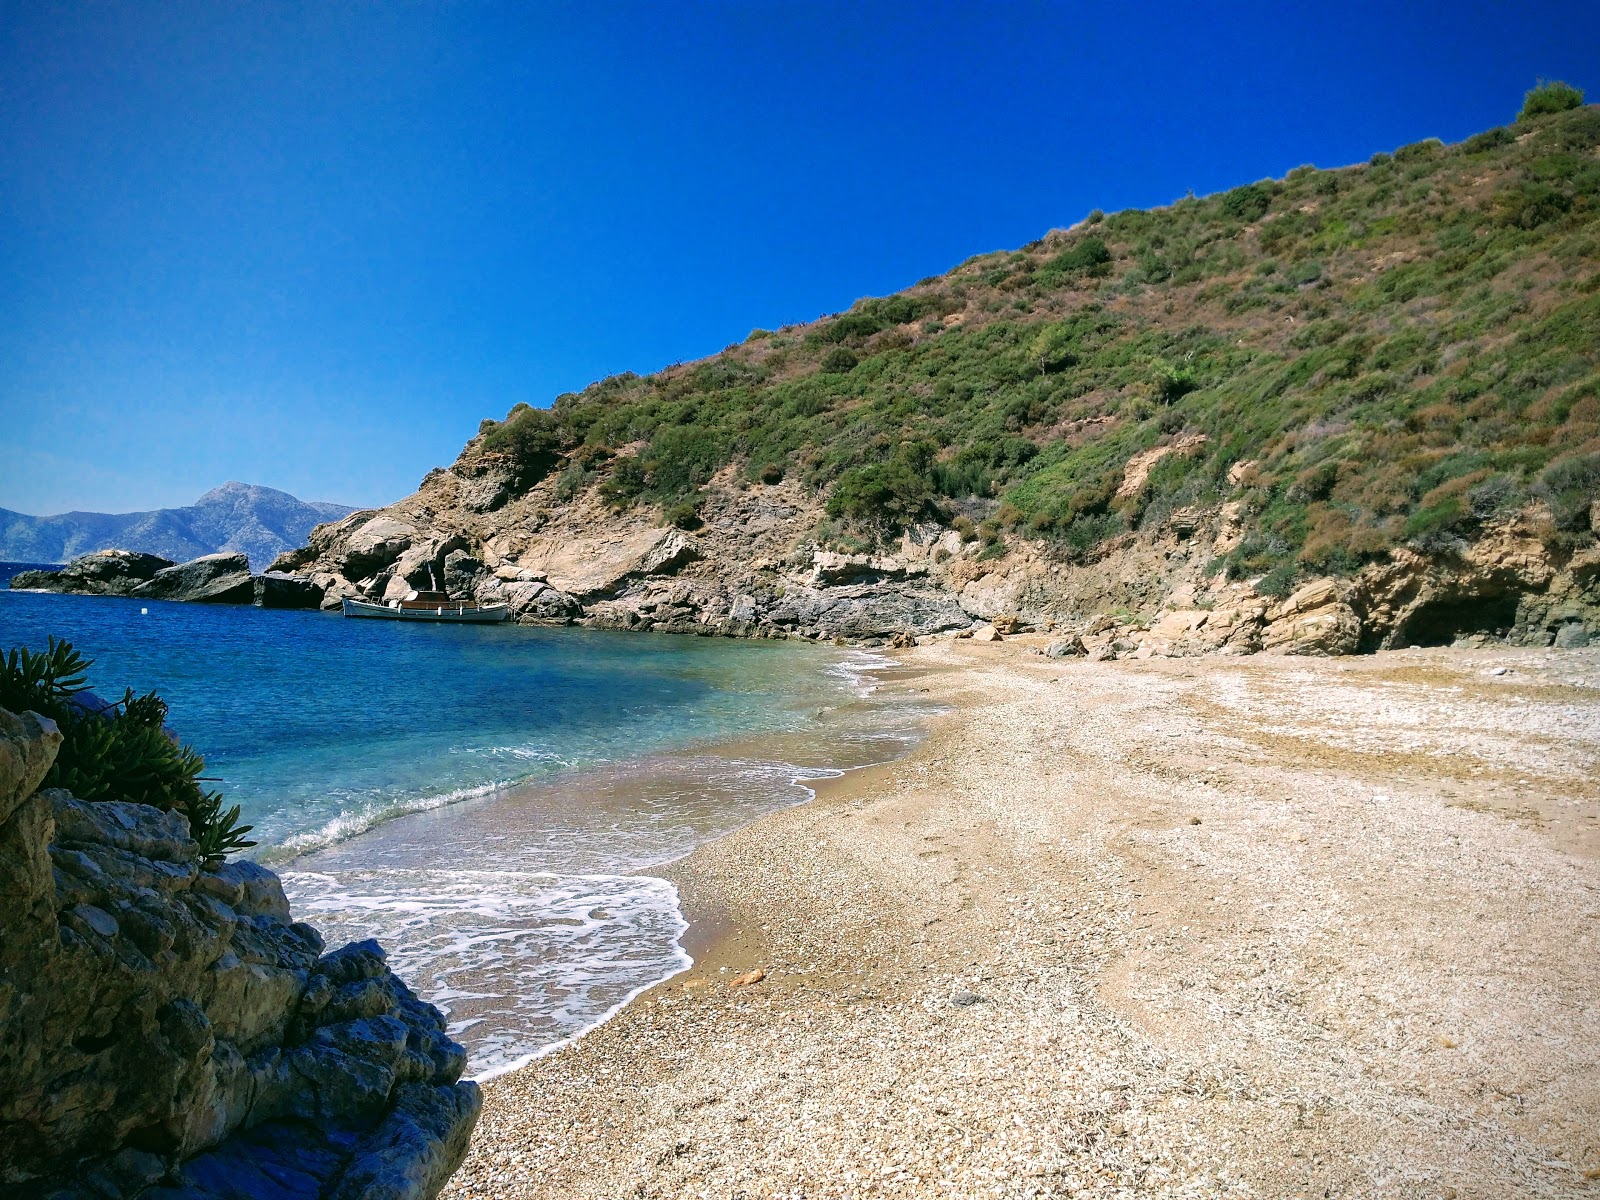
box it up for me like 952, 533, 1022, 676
0, 584, 929, 1074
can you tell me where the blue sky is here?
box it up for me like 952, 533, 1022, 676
2, 1, 1595, 515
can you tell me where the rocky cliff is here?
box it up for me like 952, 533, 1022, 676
271, 104, 1600, 658
270, 445, 1599, 657
0, 708, 481, 1198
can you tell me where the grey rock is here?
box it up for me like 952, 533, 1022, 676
9, 549, 175, 596
328, 1082, 483, 1200
1554, 622, 1591, 648
132, 553, 256, 604
0, 718, 476, 1196
441, 550, 484, 599
254, 572, 326, 610
1044, 635, 1085, 658
50, 792, 197, 864
214, 859, 292, 922
0, 708, 61, 825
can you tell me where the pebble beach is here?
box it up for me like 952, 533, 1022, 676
444, 639, 1600, 1199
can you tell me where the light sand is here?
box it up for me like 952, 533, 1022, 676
443, 641, 1600, 1199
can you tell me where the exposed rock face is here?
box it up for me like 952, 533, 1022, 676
0, 709, 480, 1199
268, 437, 1600, 656
9, 551, 326, 611
131, 553, 256, 604
11, 550, 175, 596
253, 572, 326, 610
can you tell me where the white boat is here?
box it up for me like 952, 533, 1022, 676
342, 590, 510, 624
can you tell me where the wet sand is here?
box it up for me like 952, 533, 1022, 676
443, 639, 1600, 1198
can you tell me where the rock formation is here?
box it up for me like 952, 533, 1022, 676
0, 708, 480, 1199
267, 441, 1600, 658
10, 551, 326, 611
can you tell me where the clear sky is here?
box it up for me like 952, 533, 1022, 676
2, 1, 1595, 515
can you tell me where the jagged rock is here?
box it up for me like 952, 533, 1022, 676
132, 553, 255, 604
0, 706, 479, 1197
0, 709, 61, 825
1262, 579, 1362, 656
810, 552, 927, 586
254, 573, 326, 610
1044, 635, 1085, 658
456, 467, 515, 514
334, 516, 418, 582
494, 526, 700, 601
10, 550, 176, 596
477, 578, 582, 624
1554, 623, 1591, 648
441, 550, 484, 599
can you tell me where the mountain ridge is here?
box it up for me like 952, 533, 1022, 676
0, 482, 359, 571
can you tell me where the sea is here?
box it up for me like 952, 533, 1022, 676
0, 569, 933, 1077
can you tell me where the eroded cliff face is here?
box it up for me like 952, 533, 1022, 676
0, 708, 481, 1199
275, 442, 1600, 658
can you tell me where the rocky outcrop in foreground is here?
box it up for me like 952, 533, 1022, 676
0, 707, 480, 1199
269, 448, 1600, 657
9, 550, 326, 610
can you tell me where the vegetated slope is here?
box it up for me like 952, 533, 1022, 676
285, 94, 1600, 653
476, 100, 1599, 591
0, 482, 357, 570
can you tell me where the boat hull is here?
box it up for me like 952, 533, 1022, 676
341, 598, 510, 623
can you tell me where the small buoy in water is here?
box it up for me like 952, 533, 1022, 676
140, 608, 148, 615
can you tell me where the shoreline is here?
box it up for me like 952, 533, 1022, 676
443, 637, 1600, 1198
276, 641, 940, 1080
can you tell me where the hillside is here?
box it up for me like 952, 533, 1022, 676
0, 482, 357, 571
282, 93, 1600, 654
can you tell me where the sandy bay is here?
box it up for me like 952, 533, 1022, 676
444, 639, 1600, 1199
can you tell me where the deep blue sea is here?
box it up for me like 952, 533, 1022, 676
0, 580, 930, 1074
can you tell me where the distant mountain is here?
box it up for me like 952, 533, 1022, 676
0, 483, 361, 571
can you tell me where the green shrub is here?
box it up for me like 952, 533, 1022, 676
1518, 80, 1585, 122
1152, 363, 1199, 404
1395, 138, 1444, 162
0, 640, 254, 864
1463, 126, 1516, 154
664, 495, 704, 530
1221, 183, 1272, 222
1256, 562, 1299, 597
1494, 180, 1574, 228
1043, 236, 1112, 280
820, 347, 858, 373
481, 405, 567, 486
826, 441, 938, 526
1535, 453, 1600, 529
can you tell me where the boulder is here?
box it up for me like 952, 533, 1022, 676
9, 549, 176, 596
254, 572, 326, 610
1044, 635, 1085, 658
1262, 579, 1362, 656
441, 550, 484, 599
335, 516, 419, 581
503, 527, 700, 601
133, 553, 255, 604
